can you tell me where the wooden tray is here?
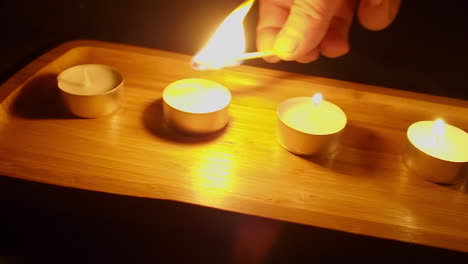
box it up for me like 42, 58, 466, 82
1, 40, 467, 252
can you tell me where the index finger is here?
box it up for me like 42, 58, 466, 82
275, 0, 341, 60
256, 0, 293, 62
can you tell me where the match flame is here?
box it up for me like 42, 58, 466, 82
433, 119, 446, 139
192, 0, 254, 70
311, 93, 323, 105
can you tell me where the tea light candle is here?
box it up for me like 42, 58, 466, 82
277, 93, 347, 156
162, 78, 231, 134
404, 119, 468, 184
57, 64, 123, 118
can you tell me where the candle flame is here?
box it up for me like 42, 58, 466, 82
192, 0, 254, 70
311, 93, 323, 105
433, 119, 446, 139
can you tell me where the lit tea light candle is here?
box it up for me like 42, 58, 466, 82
162, 78, 231, 134
404, 119, 468, 184
277, 93, 347, 156
57, 64, 123, 118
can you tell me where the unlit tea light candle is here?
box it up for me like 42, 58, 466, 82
162, 78, 231, 134
57, 64, 123, 118
405, 119, 468, 184
278, 93, 347, 156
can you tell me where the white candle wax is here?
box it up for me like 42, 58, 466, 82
277, 94, 347, 156
162, 78, 231, 134
57, 64, 123, 118
58, 64, 122, 95
405, 119, 468, 184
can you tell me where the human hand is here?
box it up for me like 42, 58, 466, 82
257, 0, 402, 63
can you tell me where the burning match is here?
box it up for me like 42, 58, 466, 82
191, 51, 276, 70
191, 0, 275, 70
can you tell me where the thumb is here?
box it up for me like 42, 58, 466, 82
274, 0, 341, 60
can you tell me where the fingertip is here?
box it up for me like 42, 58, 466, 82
358, 0, 401, 31
264, 55, 281, 63
368, 0, 384, 7
257, 27, 282, 63
273, 31, 301, 61
296, 49, 320, 63
319, 32, 350, 58
320, 45, 349, 58
257, 27, 279, 51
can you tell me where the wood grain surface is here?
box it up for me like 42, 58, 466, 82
1, 40, 467, 252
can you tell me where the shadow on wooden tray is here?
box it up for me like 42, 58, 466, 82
300, 124, 399, 178
446, 168, 468, 194
9, 74, 74, 119
0, 176, 466, 264
301, 123, 468, 193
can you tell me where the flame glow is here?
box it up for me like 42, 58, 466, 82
311, 93, 323, 105
433, 119, 446, 139
194, 150, 237, 205
192, 0, 254, 70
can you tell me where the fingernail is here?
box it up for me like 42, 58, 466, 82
264, 56, 280, 63
369, 0, 384, 7
274, 33, 300, 58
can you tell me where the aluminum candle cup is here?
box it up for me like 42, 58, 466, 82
404, 120, 468, 184
57, 64, 123, 118
277, 95, 347, 156
162, 78, 231, 134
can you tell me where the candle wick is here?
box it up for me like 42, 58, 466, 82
83, 67, 91, 87
308, 104, 320, 131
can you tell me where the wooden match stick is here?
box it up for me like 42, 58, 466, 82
235, 51, 276, 61
191, 51, 277, 70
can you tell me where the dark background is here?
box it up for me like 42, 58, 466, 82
1, 0, 468, 99
1, 0, 468, 262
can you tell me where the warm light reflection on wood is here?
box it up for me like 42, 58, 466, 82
194, 151, 236, 203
